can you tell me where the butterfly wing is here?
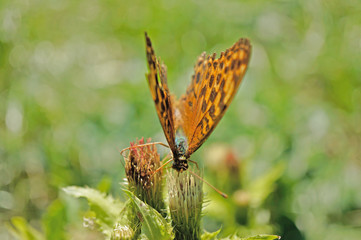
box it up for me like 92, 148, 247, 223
179, 38, 252, 156
145, 33, 177, 153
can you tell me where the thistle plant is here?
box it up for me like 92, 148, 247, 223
167, 167, 203, 240
62, 138, 280, 240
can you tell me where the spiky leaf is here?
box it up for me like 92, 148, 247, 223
63, 186, 124, 233
201, 228, 221, 240
124, 190, 173, 240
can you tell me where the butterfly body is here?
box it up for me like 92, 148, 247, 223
145, 33, 251, 172
172, 156, 189, 172
172, 133, 189, 172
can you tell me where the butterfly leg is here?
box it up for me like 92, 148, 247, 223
161, 152, 172, 163
119, 142, 170, 157
188, 159, 199, 170
150, 157, 174, 178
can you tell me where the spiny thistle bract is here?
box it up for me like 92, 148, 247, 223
111, 224, 134, 240
123, 138, 166, 216
167, 167, 204, 240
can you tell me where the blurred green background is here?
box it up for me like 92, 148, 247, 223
1, 0, 361, 239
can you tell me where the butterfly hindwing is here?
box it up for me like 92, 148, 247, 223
145, 33, 176, 153
180, 38, 252, 156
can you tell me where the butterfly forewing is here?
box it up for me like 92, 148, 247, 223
180, 38, 252, 156
145, 33, 177, 153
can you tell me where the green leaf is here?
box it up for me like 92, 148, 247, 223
7, 216, 45, 240
201, 228, 221, 240
124, 190, 173, 240
63, 186, 124, 230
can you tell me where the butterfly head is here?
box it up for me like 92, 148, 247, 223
175, 135, 187, 156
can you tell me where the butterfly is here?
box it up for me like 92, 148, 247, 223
145, 32, 251, 173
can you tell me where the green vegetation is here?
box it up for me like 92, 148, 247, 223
1, 0, 360, 239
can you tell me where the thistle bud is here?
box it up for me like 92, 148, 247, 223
167, 167, 203, 240
123, 138, 166, 215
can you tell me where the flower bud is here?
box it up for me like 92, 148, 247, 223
167, 167, 203, 240
123, 138, 166, 215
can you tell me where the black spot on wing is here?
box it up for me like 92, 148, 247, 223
231, 59, 236, 70
220, 62, 224, 69
201, 100, 207, 113
209, 88, 217, 102
209, 74, 214, 87
200, 86, 207, 97
209, 105, 216, 119
217, 74, 221, 84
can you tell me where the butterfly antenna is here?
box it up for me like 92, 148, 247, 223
150, 157, 173, 178
188, 169, 228, 198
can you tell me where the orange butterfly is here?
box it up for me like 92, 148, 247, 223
145, 32, 251, 173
